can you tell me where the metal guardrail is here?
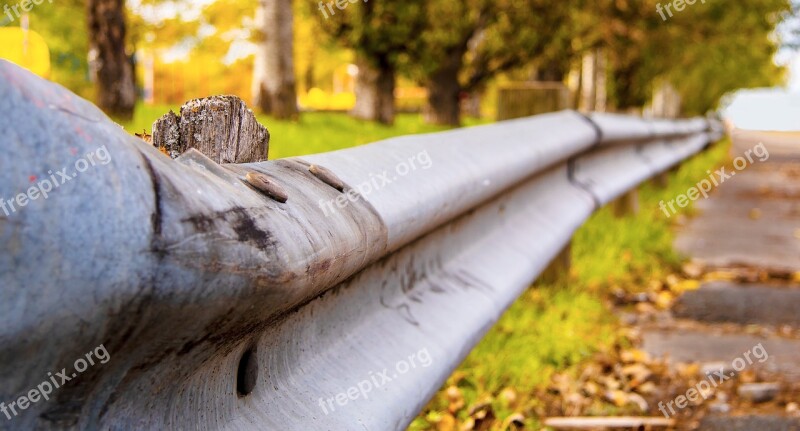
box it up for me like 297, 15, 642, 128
0, 60, 722, 430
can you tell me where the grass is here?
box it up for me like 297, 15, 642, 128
121, 103, 487, 159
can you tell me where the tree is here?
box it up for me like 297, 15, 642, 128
315, 0, 425, 125
571, 0, 792, 115
252, 0, 299, 120
415, 0, 575, 126
26, 0, 91, 99
662, 0, 792, 114
87, 0, 136, 120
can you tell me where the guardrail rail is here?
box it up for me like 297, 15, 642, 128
0, 60, 722, 430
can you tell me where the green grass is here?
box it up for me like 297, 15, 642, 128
121, 103, 487, 159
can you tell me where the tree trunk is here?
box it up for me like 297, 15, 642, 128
579, 50, 596, 112
651, 81, 681, 118
533, 62, 567, 82
351, 56, 395, 125
425, 51, 464, 127
86, 0, 135, 121
252, 0, 298, 120
594, 48, 607, 113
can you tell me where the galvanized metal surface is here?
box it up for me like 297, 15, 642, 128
0, 60, 719, 430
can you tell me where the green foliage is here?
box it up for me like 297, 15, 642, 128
23, 0, 92, 98
662, 0, 792, 114
576, 0, 793, 113
314, 0, 426, 70
436, 0, 575, 91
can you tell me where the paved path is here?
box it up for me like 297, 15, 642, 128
645, 130, 800, 430
674, 131, 800, 273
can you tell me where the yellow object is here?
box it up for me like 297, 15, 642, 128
0, 27, 50, 78
299, 87, 356, 111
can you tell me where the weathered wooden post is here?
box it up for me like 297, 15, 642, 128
538, 242, 572, 284
612, 189, 640, 217
152, 95, 270, 163
652, 171, 670, 188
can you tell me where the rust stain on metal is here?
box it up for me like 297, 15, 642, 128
244, 172, 289, 203
308, 164, 345, 192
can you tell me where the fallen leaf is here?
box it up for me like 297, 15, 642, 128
604, 390, 628, 407
703, 271, 738, 282
622, 363, 652, 385
582, 381, 601, 396
636, 381, 657, 395
655, 291, 674, 309
446, 386, 464, 413
671, 279, 700, 293
499, 387, 518, 407
620, 349, 651, 364
682, 262, 705, 278
435, 413, 457, 431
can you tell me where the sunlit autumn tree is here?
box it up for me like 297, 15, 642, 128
87, 0, 136, 120
414, 0, 576, 126
314, 0, 426, 125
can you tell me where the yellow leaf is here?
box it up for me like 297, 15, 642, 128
704, 271, 737, 282
655, 291, 674, 309
671, 279, 700, 293
620, 349, 651, 364
605, 390, 628, 407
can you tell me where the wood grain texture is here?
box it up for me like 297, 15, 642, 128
152, 96, 270, 163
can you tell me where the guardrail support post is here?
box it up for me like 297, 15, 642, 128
612, 188, 640, 217
539, 241, 572, 284
652, 171, 669, 188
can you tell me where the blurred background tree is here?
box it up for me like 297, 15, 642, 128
314, 0, 425, 125
87, 0, 136, 120
413, 0, 575, 126
253, 0, 299, 119
1, 0, 795, 124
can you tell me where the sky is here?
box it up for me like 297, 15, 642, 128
720, 49, 800, 131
